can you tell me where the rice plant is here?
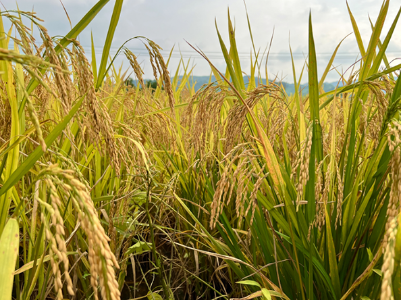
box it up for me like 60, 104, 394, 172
1, 0, 401, 299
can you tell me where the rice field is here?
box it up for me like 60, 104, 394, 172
1, 0, 401, 299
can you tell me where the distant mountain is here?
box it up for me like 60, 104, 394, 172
179, 75, 345, 95
136, 75, 345, 95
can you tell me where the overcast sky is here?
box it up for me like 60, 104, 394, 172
2, 0, 401, 83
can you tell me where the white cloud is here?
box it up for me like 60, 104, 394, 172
2, 0, 400, 83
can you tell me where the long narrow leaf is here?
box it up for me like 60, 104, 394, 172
0, 96, 84, 197
96, 0, 124, 89
0, 219, 19, 300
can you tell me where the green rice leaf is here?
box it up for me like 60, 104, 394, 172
0, 96, 84, 197
0, 219, 19, 300
96, 0, 124, 89
20, 0, 110, 116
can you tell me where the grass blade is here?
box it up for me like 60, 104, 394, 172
325, 208, 341, 299
227, 8, 245, 91
96, 0, 124, 89
19, 0, 110, 116
360, 0, 389, 80
215, 20, 244, 97
91, 31, 98, 84
0, 96, 84, 198
346, 1, 366, 58
369, 5, 401, 77
0, 219, 19, 300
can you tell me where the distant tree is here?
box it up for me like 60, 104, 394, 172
124, 77, 135, 87
146, 80, 158, 90
123, 78, 162, 93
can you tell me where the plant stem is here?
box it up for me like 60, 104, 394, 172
145, 171, 170, 298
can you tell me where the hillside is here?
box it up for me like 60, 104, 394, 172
136, 75, 345, 95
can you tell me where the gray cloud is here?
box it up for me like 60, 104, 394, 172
2, 0, 401, 83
